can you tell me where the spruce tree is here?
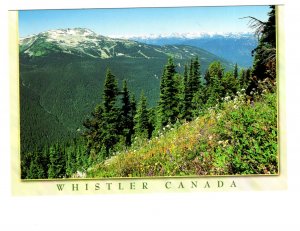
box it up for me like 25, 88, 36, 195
120, 80, 134, 146
26, 150, 47, 179
83, 69, 120, 159
233, 63, 239, 79
83, 105, 106, 160
134, 91, 149, 139
158, 57, 179, 127
189, 57, 201, 95
103, 69, 119, 112
102, 69, 119, 155
240, 68, 252, 90
205, 61, 224, 106
48, 144, 66, 178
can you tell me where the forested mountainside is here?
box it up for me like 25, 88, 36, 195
20, 28, 233, 152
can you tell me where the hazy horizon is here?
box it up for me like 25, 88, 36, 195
19, 6, 270, 38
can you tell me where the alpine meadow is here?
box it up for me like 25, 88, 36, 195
19, 6, 278, 179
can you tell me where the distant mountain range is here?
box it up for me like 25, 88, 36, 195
126, 32, 258, 67
19, 28, 235, 152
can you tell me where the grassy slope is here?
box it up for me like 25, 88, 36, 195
87, 91, 278, 177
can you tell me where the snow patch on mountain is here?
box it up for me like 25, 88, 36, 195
20, 28, 148, 59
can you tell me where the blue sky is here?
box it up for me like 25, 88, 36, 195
19, 6, 270, 38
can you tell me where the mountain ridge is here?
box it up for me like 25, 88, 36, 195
118, 31, 256, 40
126, 32, 257, 67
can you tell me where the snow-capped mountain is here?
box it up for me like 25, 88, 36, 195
119, 31, 255, 40
124, 32, 258, 67
20, 28, 142, 59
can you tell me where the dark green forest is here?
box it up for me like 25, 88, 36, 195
20, 6, 277, 179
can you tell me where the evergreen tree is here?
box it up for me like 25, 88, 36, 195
247, 6, 276, 94
83, 105, 106, 159
66, 143, 77, 177
189, 57, 205, 115
23, 147, 49, 179
189, 57, 201, 95
158, 57, 179, 127
103, 69, 119, 112
120, 80, 135, 146
65, 139, 86, 177
102, 69, 120, 154
48, 144, 66, 178
240, 68, 252, 90
233, 63, 239, 79
181, 57, 202, 121
26, 150, 48, 179
205, 61, 224, 106
222, 72, 239, 96
27, 155, 46, 179
83, 69, 120, 159
204, 69, 211, 85
134, 91, 150, 139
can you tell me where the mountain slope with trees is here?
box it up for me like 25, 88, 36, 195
19, 29, 234, 154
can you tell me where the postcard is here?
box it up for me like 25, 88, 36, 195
9, 5, 286, 195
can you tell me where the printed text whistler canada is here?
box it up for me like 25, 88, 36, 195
19, 5, 278, 186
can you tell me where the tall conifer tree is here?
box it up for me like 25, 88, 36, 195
120, 80, 135, 146
102, 69, 119, 154
233, 63, 239, 79
158, 57, 179, 127
134, 91, 149, 139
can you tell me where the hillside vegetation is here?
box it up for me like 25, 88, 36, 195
87, 89, 277, 177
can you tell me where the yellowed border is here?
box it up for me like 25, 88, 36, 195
10, 6, 287, 196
